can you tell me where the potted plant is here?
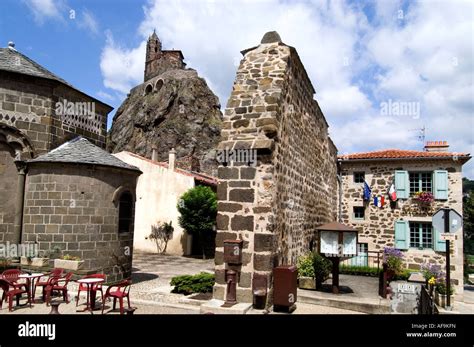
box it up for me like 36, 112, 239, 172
20, 255, 32, 265
383, 247, 404, 281
435, 279, 454, 308
420, 262, 443, 292
54, 254, 83, 270
30, 250, 51, 267
297, 253, 316, 290
313, 253, 332, 289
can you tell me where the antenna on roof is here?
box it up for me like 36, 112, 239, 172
409, 125, 426, 149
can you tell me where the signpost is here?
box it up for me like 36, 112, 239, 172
432, 208, 462, 311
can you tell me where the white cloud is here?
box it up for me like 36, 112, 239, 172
96, 90, 115, 102
77, 9, 99, 35
100, 31, 145, 95
99, 0, 474, 177
23, 0, 64, 24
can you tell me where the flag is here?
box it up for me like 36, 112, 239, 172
363, 181, 371, 201
388, 184, 397, 201
374, 196, 378, 207
380, 196, 385, 207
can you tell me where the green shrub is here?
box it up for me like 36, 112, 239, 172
392, 269, 412, 281
170, 272, 215, 295
313, 253, 332, 285
339, 265, 381, 277
297, 253, 315, 278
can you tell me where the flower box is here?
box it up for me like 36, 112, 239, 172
435, 292, 454, 308
31, 257, 49, 267
20, 256, 32, 265
298, 276, 316, 290
54, 258, 83, 271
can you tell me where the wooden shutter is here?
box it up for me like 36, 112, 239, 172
394, 220, 409, 250
394, 170, 409, 199
433, 170, 448, 200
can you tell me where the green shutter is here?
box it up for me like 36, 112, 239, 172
433, 225, 446, 252
394, 170, 409, 199
394, 220, 409, 250
433, 170, 448, 200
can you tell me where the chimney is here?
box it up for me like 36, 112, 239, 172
424, 141, 449, 152
168, 148, 176, 171
151, 145, 158, 162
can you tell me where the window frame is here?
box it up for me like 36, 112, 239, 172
353, 206, 365, 220
353, 171, 365, 184
409, 171, 432, 195
409, 221, 433, 249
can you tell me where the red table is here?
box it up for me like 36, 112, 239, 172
19, 272, 44, 306
76, 278, 104, 313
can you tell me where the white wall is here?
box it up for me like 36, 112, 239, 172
113, 152, 195, 255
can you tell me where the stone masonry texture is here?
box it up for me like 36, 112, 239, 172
22, 163, 139, 282
213, 33, 338, 305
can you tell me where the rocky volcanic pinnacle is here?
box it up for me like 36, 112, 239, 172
107, 68, 222, 175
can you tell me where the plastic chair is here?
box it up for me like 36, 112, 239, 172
1, 269, 28, 291
102, 279, 132, 315
76, 274, 106, 308
0, 278, 29, 311
34, 268, 64, 302
44, 272, 73, 305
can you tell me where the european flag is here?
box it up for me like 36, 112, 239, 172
363, 181, 372, 201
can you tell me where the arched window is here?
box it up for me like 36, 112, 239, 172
155, 79, 163, 92
144, 84, 153, 95
118, 191, 134, 233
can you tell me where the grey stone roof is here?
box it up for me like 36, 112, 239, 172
29, 137, 141, 172
0, 47, 113, 111
0, 47, 72, 87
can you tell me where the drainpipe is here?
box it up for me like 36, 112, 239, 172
151, 145, 158, 162
336, 161, 343, 223
13, 160, 27, 245
168, 148, 176, 171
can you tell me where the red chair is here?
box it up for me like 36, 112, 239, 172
34, 268, 64, 302
76, 274, 106, 308
1, 270, 28, 291
0, 278, 30, 311
44, 272, 73, 305
102, 280, 132, 315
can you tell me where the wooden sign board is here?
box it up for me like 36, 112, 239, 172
440, 233, 456, 241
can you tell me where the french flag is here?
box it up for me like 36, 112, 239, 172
389, 184, 397, 201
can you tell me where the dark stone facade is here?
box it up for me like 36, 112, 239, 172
213, 33, 338, 305
22, 162, 139, 282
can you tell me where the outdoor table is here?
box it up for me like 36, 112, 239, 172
19, 272, 44, 306
76, 278, 104, 313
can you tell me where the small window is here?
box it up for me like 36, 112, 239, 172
144, 84, 153, 95
353, 206, 365, 220
409, 222, 433, 249
354, 172, 365, 184
155, 79, 163, 92
409, 172, 432, 195
118, 192, 134, 233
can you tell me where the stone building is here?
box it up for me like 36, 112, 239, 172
23, 137, 141, 282
339, 142, 470, 299
144, 30, 186, 82
213, 32, 338, 305
114, 149, 217, 256
108, 31, 222, 176
0, 42, 112, 246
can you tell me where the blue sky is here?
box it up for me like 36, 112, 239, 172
0, 0, 473, 177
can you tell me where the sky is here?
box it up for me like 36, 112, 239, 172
0, 0, 473, 177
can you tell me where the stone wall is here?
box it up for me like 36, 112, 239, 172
339, 159, 464, 298
0, 143, 18, 243
0, 70, 110, 154
214, 32, 338, 305
22, 163, 139, 282
145, 51, 185, 82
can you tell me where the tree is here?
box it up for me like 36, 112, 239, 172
148, 221, 174, 254
177, 186, 217, 259
464, 191, 474, 255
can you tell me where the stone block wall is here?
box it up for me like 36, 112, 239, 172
214, 34, 338, 305
339, 159, 464, 298
21, 163, 139, 282
0, 143, 19, 243
0, 71, 109, 154
145, 51, 185, 82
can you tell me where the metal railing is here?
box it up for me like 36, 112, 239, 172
340, 251, 382, 270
